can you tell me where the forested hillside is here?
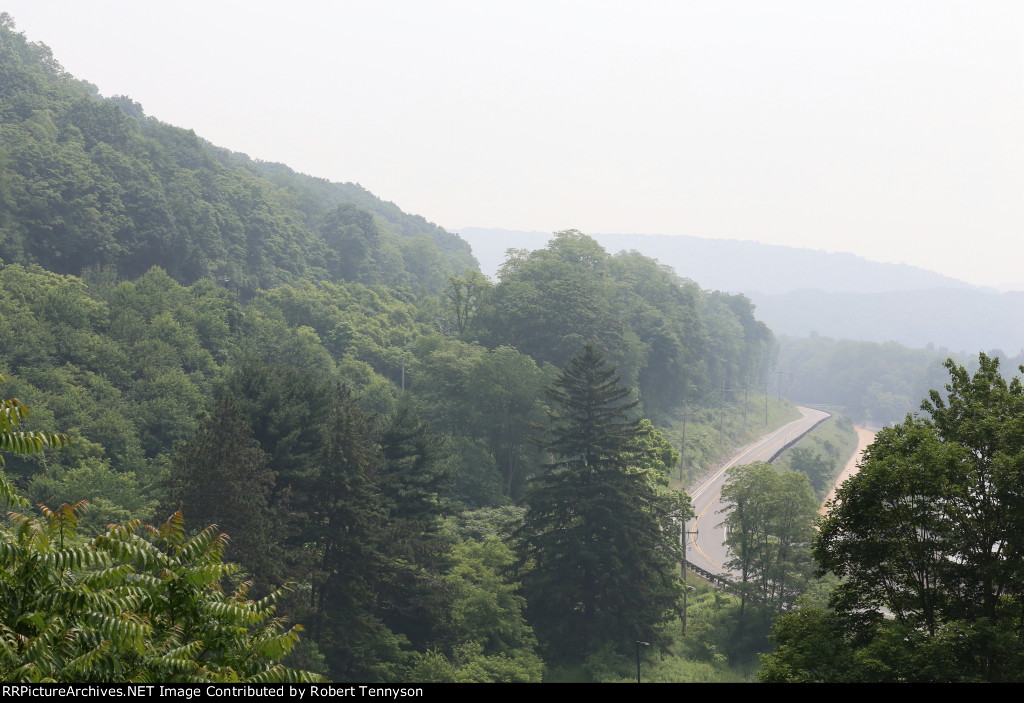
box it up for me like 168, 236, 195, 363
774, 336, 1024, 427
0, 16, 793, 682
0, 14, 472, 297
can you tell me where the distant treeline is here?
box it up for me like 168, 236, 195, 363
776, 336, 1024, 427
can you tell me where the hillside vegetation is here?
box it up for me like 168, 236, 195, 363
0, 16, 791, 682
0, 14, 472, 298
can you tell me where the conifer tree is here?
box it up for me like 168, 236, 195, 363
165, 399, 280, 584
517, 345, 684, 662
376, 403, 451, 650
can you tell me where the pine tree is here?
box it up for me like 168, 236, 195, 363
212, 361, 406, 681
517, 345, 684, 662
375, 403, 451, 650
165, 399, 281, 584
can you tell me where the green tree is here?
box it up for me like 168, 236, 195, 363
763, 354, 1024, 682
630, 419, 681, 487
304, 386, 406, 682
0, 493, 321, 682
757, 604, 859, 682
463, 346, 547, 497
214, 361, 415, 681
320, 203, 383, 284
0, 387, 318, 683
719, 462, 817, 616
443, 270, 491, 335
164, 399, 280, 583
516, 345, 686, 662
27, 457, 156, 534
404, 536, 543, 682
374, 403, 451, 651
786, 445, 831, 496
473, 231, 638, 373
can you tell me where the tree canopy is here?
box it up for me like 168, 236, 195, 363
0, 19, 473, 297
719, 462, 817, 616
0, 386, 320, 683
763, 353, 1024, 682
0, 13, 794, 681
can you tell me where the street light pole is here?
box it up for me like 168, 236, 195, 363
636, 640, 650, 683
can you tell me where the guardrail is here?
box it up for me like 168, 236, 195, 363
688, 407, 831, 593
684, 560, 774, 605
684, 560, 722, 585
685, 409, 835, 599
766, 411, 831, 464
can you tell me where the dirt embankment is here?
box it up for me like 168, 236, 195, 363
820, 425, 876, 514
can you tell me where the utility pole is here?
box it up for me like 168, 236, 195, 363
680, 522, 698, 636
679, 409, 687, 482
719, 383, 730, 444
764, 378, 769, 425
776, 370, 795, 403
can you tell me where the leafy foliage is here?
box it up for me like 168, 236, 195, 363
765, 354, 1024, 682
0, 387, 318, 683
0, 493, 321, 682
0, 15, 793, 681
0, 379, 68, 463
404, 537, 543, 682
719, 462, 817, 616
164, 399, 279, 582
470, 231, 774, 422
776, 335, 958, 425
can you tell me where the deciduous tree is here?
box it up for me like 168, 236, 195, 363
0, 374, 68, 464
719, 462, 817, 616
765, 354, 1024, 681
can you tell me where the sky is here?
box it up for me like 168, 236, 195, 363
5, 1, 1024, 289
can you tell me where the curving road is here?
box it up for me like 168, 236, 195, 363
684, 406, 830, 577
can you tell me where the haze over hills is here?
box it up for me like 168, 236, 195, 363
457, 227, 1021, 354
6, 10, 1024, 682
456, 227, 980, 294
755, 288, 1024, 355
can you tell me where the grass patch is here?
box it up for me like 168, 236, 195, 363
775, 414, 858, 499
667, 396, 801, 487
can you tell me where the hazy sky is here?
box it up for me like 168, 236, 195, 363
5, 1, 1024, 288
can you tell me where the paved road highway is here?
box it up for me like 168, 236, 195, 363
684, 406, 830, 577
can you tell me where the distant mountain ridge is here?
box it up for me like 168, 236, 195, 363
456, 228, 1020, 353
455, 228, 978, 295
751, 288, 1024, 355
